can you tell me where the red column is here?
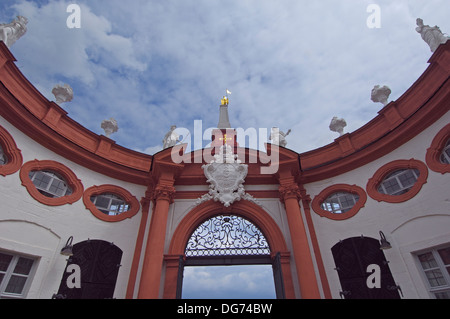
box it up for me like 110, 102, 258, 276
138, 183, 175, 299
279, 178, 321, 299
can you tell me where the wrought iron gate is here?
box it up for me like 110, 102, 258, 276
176, 214, 285, 299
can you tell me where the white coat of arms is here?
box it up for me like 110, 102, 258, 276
197, 145, 258, 207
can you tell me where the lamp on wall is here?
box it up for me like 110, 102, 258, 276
379, 231, 392, 250
60, 236, 74, 256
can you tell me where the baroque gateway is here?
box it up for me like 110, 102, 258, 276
0, 18, 449, 299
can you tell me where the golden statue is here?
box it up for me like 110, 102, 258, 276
221, 96, 229, 106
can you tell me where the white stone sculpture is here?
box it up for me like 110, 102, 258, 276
52, 84, 74, 105
269, 127, 291, 148
162, 125, 180, 149
371, 85, 391, 106
329, 116, 347, 136
416, 18, 449, 52
197, 145, 258, 207
101, 118, 119, 138
0, 16, 28, 48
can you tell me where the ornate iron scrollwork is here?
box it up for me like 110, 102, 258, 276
185, 215, 270, 257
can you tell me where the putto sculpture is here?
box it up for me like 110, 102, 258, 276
416, 18, 449, 52
162, 125, 180, 149
101, 118, 119, 138
329, 116, 347, 137
0, 16, 28, 48
371, 85, 391, 106
269, 127, 291, 148
52, 84, 74, 105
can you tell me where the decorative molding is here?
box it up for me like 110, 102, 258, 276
0, 42, 449, 186
311, 184, 367, 221
19, 159, 83, 206
83, 184, 140, 222
0, 124, 22, 176
426, 123, 450, 174
197, 145, 259, 207
279, 183, 301, 203
366, 159, 429, 203
152, 184, 176, 204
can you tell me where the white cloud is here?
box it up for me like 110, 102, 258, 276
182, 265, 276, 299
3, 0, 449, 154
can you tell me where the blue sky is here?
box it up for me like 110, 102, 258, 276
182, 265, 276, 299
1, 0, 449, 155
1, 0, 449, 299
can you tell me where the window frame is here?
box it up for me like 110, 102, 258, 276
426, 124, 450, 174
311, 184, 367, 221
415, 245, 450, 299
376, 168, 420, 196
0, 125, 23, 177
19, 160, 83, 206
28, 170, 73, 199
0, 251, 38, 299
83, 185, 140, 222
366, 159, 428, 203
90, 193, 130, 216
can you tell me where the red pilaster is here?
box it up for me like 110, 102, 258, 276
278, 171, 321, 299
138, 181, 175, 299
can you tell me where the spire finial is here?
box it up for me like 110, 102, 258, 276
217, 89, 232, 129
221, 89, 231, 106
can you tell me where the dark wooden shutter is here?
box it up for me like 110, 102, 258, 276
57, 240, 123, 299
332, 237, 400, 299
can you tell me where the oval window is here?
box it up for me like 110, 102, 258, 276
312, 184, 367, 220
0, 144, 7, 165
83, 185, 140, 222
426, 124, 450, 174
321, 192, 360, 214
0, 125, 23, 176
440, 139, 450, 164
20, 160, 83, 206
367, 159, 428, 203
90, 193, 130, 216
28, 170, 73, 198
376, 168, 420, 196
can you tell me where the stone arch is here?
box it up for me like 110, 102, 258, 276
163, 200, 295, 298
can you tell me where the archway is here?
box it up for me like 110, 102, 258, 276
163, 200, 295, 299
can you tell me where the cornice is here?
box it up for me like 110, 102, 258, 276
0, 42, 449, 186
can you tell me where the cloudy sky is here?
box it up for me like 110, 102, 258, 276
1, 0, 449, 155
1, 0, 449, 299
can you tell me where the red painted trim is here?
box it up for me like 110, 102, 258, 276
299, 187, 332, 299
0, 42, 152, 184
299, 42, 450, 183
366, 159, 429, 203
0, 124, 22, 176
19, 160, 83, 206
83, 184, 140, 222
174, 189, 280, 200
426, 123, 450, 174
311, 184, 367, 221
126, 188, 153, 298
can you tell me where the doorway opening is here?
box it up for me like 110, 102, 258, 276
182, 265, 276, 299
176, 214, 285, 299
